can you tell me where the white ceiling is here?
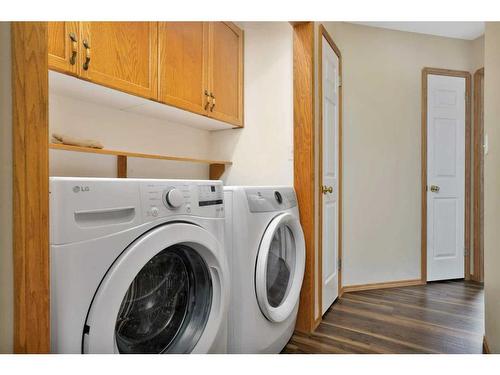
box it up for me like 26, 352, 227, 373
351, 22, 485, 40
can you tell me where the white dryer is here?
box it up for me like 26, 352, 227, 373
224, 186, 305, 353
50, 177, 229, 354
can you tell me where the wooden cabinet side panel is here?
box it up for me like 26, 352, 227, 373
80, 22, 158, 100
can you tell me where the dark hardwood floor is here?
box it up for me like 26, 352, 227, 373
284, 280, 484, 354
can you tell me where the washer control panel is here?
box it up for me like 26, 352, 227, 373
140, 180, 224, 220
163, 188, 184, 209
198, 184, 223, 207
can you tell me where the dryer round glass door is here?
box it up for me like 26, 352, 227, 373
255, 213, 306, 323
82, 223, 227, 354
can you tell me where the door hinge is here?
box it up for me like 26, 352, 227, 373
338, 258, 342, 271
464, 248, 468, 257
338, 76, 342, 88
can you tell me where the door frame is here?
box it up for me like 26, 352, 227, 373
472, 67, 484, 282
421, 67, 472, 283
317, 24, 342, 316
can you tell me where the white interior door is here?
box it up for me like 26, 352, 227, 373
427, 74, 465, 281
321, 36, 340, 314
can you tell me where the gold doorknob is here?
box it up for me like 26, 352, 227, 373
430, 185, 440, 193
322, 185, 333, 194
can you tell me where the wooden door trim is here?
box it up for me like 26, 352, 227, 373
473, 67, 484, 282
12, 22, 50, 353
421, 67, 472, 283
341, 278, 424, 294
317, 24, 342, 322
292, 22, 316, 333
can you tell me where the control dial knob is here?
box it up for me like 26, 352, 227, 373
164, 188, 184, 209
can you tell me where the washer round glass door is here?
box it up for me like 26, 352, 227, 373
83, 223, 226, 354
255, 212, 306, 323
114, 244, 211, 353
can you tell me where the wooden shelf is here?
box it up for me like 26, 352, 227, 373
49, 143, 231, 179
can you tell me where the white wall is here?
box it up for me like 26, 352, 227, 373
484, 22, 500, 353
321, 22, 481, 287
210, 22, 294, 186
0, 21, 13, 353
50, 94, 212, 179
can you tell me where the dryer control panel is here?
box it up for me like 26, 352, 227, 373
245, 187, 297, 212
140, 180, 224, 220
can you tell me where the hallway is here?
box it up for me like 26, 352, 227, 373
284, 280, 484, 354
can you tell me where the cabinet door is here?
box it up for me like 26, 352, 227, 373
80, 22, 158, 100
208, 22, 244, 127
48, 22, 79, 75
158, 22, 209, 116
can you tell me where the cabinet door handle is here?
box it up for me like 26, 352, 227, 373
69, 32, 78, 65
210, 92, 216, 112
204, 90, 210, 110
82, 39, 91, 71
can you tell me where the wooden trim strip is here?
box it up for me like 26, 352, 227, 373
293, 22, 315, 333
465, 71, 472, 281
12, 22, 50, 353
483, 335, 491, 354
422, 67, 471, 79
421, 69, 428, 283
317, 23, 343, 321
341, 279, 425, 294
208, 163, 226, 180
317, 24, 323, 324
116, 155, 127, 178
49, 143, 232, 166
472, 68, 484, 282
51, 143, 230, 180
421, 67, 472, 283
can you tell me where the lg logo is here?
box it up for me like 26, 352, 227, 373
73, 186, 90, 193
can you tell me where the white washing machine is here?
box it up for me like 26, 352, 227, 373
50, 177, 229, 354
224, 186, 305, 353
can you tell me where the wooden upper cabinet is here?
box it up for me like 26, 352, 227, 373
79, 22, 158, 100
208, 22, 244, 127
47, 21, 244, 127
48, 22, 79, 75
158, 22, 209, 116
